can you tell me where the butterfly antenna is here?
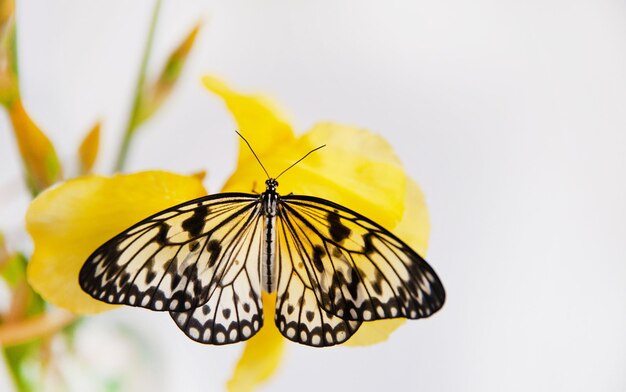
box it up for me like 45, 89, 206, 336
275, 144, 326, 180
236, 131, 270, 179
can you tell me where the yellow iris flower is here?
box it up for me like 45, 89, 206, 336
25, 76, 430, 391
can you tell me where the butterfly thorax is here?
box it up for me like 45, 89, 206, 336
261, 179, 279, 217
261, 179, 279, 292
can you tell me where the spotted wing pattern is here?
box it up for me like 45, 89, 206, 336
79, 193, 261, 313
274, 216, 361, 346
278, 195, 446, 323
80, 189, 445, 347
170, 211, 264, 344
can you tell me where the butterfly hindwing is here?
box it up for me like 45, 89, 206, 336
79, 193, 261, 313
274, 216, 361, 347
170, 209, 265, 344
278, 195, 445, 322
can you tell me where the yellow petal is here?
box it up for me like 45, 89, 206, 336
223, 122, 406, 229
26, 171, 207, 314
78, 121, 100, 174
8, 98, 63, 194
227, 293, 285, 392
344, 319, 406, 347
345, 179, 430, 346
202, 75, 295, 167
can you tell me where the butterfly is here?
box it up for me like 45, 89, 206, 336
79, 132, 445, 347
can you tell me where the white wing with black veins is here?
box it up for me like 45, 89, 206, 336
170, 208, 265, 344
274, 214, 361, 346
79, 193, 262, 316
277, 195, 445, 325
80, 188, 446, 348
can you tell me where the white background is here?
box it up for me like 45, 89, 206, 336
2, 1, 626, 391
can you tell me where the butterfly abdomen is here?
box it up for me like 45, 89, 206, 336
261, 190, 279, 293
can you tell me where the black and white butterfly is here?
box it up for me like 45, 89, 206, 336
79, 134, 445, 347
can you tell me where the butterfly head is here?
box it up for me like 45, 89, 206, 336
265, 178, 279, 192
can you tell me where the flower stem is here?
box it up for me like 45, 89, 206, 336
0, 311, 76, 347
113, 0, 162, 172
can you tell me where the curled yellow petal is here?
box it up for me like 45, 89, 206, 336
227, 293, 285, 392
26, 171, 207, 314
345, 179, 430, 346
202, 75, 295, 167
8, 98, 62, 194
78, 121, 100, 174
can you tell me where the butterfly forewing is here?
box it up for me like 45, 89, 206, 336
277, 195, 445, 322
79, 193, 261, 313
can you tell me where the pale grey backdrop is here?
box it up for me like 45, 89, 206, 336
1, 1, 626, 391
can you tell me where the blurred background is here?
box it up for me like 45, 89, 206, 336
2, 0, 626, 391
